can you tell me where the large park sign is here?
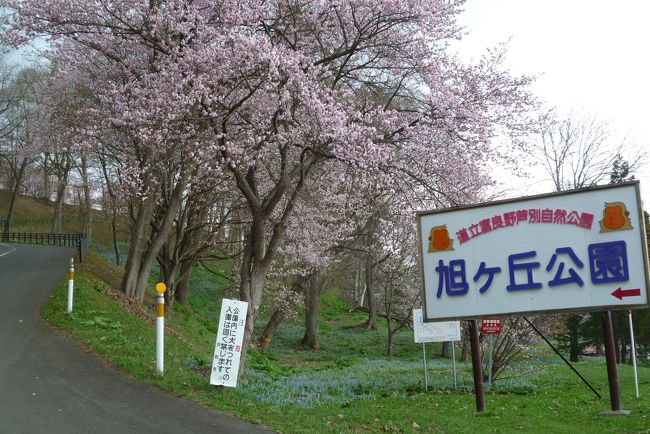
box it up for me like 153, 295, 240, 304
417, 181, 649, 322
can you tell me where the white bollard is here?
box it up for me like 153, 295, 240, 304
155, 282, 166, 374
67, 258, 74, 313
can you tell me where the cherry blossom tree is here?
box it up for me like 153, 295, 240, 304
3, 0, 537, 375
374, 215, 421, 356
478, 316, 555, 382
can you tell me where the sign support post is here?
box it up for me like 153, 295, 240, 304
628, 310, 639, 398
451, 342, 457, 389
155, 282, 166, 375
481, 318, 501, 386
422, 343, 428, 391
488, 334, 494, 386
468, 319, 485, 412
601, 310, 627, 414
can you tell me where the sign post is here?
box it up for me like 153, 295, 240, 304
451, 341, 457, 388
628, 310, 639, 398
488, 335, 493, 386
211, 299, 248, 387
468, 319, 485, 412
417, 181, 649, 413
601, 310, 626, 413
422, 343, 428, 391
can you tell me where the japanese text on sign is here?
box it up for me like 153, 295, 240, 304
417, 182, 649, 322
456, 207, 594, 245
481, 318, 502, 335
413, 309, 461, 343
210, 299, 248, 388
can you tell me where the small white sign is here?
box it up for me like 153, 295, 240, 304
210, 299, 248, 387
413, 308, 461, 343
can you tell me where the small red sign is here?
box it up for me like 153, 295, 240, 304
481, 318, 502, 335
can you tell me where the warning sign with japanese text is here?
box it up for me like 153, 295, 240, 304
417, 182, 649, 322
413, 308, 461, 343
210, 299, 248, 387
481, 318, 502, 335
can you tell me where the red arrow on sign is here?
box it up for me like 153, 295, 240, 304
611, 287, 641, 300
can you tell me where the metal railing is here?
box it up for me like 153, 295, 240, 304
0, 232, 88, 262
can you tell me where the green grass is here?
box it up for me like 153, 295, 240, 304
42, 262, 650, 433
0, 189, 128, 244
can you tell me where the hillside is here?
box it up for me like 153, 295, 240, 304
4, 188, 650, 432
43, 252, 650, 434
0, 189, 123, 245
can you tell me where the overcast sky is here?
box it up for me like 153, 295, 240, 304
453, 0, 650, 209
4, 2, 649, 208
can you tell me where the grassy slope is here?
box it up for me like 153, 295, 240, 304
43, 258, 650, 434
0, 189, 124, 244
6, 190, 649, 432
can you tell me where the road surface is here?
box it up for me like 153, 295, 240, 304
0, 243, 271, 433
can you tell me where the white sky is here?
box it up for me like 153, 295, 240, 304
453, 0, 650, 210
4, 2, 649, 209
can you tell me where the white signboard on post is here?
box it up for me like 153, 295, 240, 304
413, 308, 461, 343
210, 299, 248, 387
417, 182, 650, 322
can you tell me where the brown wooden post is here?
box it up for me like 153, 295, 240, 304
468, 319, 485, 412
601, 310, 624, 413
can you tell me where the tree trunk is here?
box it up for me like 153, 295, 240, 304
361, 255, 377, 330
111, 214, 121, 266
52, 158, 71, 233
460, 342, 468, 362
238, 264, 268, 378
121, 193, 157, 298
42, 153, 51, 201
257, 276, 305, 350
132, 177, 187, 301
301, 272, 322, 350
80, 155, 92, 242
4, 159, 28, 234
258, 309, 286, 351
175, 266, 192, 305
619, 335, 627, 364
387, 317, 394, 357
567, 314, 580, 362
441, 341, 451, 358
99, 153, 121, 265
236, 205, 281, 377
353, 259, 363, 306
158, 244, 180, 316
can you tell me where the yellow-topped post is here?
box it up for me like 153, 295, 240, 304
155, 282, 166, 374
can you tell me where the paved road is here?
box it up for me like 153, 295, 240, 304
0, 244, 271, 434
